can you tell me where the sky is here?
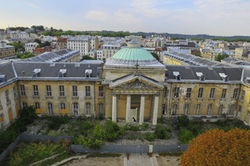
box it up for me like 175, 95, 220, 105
1, 0, 250, 36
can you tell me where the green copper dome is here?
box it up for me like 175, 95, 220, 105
105, 39, 161, 66
112, 47, 155, 61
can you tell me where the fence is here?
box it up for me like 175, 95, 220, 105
0, 134, 189, 162
71, 144, 189, 153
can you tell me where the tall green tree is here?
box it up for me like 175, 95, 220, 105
215, 53, 229, 62
151, 52, 160, 61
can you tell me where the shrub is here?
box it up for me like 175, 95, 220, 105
155, 125, 168, 139
130, 125, 140, 131
47, 114, 70, 131
0, 106, 37, 154
141, 123, 149, 131
179, 129, 194, 144
187, 123, 202, 136
177, 115, 190, 126
166, 124, 173, 133
96, 114, 105, 121
103, 120, 120, 142
180, 129, 250, 165
83, 121, 94, 130
92, 124, 104, 139
145, 132, 155, 142
158, 116, 165, 124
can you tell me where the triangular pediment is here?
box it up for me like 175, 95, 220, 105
109, 75, 163, 89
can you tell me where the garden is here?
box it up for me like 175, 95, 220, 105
1, 106, 250, 165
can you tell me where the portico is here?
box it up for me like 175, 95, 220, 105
110, 75, 163, 125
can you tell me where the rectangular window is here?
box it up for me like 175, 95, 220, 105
210, 88, 215, 98
20, 85, 25, 96
186, 88, 191, 98
99, 86, 103, 97
72, 86, 78, 96
33, 85, 39, 96
46, 85, 52, 96
13, 87, 17, 98
198, 88, 203, 98
162, 104, 165, 115
174, 87, 179, 98
233, 88, 238, 99
5, 90, 10, 103
241, 90, 245, 101
59, 86, 64, 96
0, 99, 2, 108
163, 87, 167, 98
86, 86, 90, 97
221, 89, 227, 98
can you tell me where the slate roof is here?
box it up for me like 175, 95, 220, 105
21, 49, 79, 62
0, 60, 15, 81
165, 65, 242, 82
13, 62, 102, 79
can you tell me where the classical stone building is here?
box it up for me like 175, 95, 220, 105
1, 40, 250, 130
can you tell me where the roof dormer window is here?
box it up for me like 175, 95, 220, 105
219, 73, 229, 82
196, 72, 205, 81
85, 69, 92, 78
58, 69, 67, 77
32, 69, 41, 77
173, 71, 181, 80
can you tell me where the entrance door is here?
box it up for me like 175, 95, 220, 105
130, 107, 138, 122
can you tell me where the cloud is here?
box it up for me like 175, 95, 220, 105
84, 10, 109, 22
26, 2, 41, 9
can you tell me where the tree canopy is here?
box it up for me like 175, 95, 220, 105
81, 55, 95, 61
215, 53, 229, 62
7, 42, 24, 52
42, 30, 132, 37
151, 52, 160, 61
34, 39, 41, 44
138, 33, 146, 38
16, 52, 36, 59
180, 128, 250, 166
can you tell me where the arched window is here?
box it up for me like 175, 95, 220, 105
99, 103, 104, 115
48, 103, 53, 114
23, 102, 27, 109
35, 102, 40, 114
207, 104, 212, 115
218, 105, 223, 115
86, 103, 91, 115
172, 104, 177, 115
61, 103, 66, 114
8, 108, 12, 122
230, 105, 235, 115
73, 103, 79, 115
196, 104, 201, 115
0, 114, 4, 129
184, 104, 189, 115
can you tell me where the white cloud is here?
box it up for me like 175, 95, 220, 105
26, 2, 41, 9
84, 10, 109, 22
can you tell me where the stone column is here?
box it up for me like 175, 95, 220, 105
126, 95, 131, 123
139, 95, 145, 125
152, 95, 159, 125
112, 95, 117, 122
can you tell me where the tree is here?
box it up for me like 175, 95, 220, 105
215, 53, 229, 62
151, 52, 160, 61
81, 55, 95, 61
34, 39, 41, 44
138, 33, 146, 38
195, 53, 202, 57
21, 53, 35, 59
10, 42, 24, 52
180, 129, 250, 166
44, 41, 51, 46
